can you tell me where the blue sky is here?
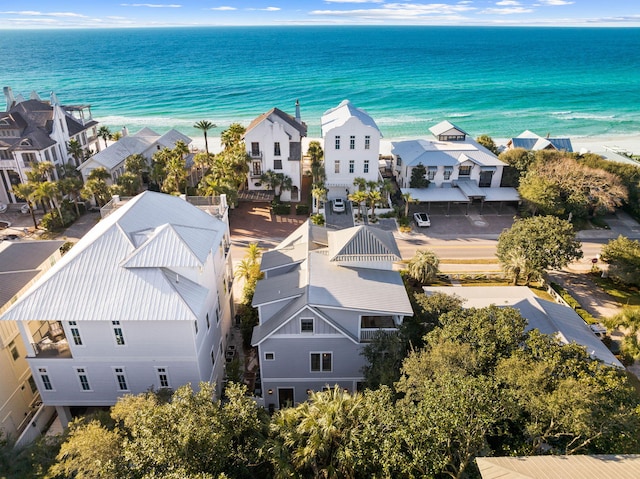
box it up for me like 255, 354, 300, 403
1, 1, 638, 28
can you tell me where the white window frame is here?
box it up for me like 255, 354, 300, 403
274, 142, 281, 156
300, 317, 314, 334
156, 367, 170, 389
349, 135, 355, 150
348, 159, 354, 174
364, 135, 370, 150
364, 159, 369, 174
38, 367, 54, 391
113, 367, 129, 391
310, 352, 332, 372
76, 367, 92, 392
335, 136, 340, 150
264, 352, 275, 361
334, 160, 340, 174
69, 321, 83, 346
112, 321, 125, 346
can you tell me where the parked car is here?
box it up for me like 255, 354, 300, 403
413, 212, 431, 227
332, 198, 346, 213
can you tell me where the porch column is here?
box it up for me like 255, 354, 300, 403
17, 321, 36, 357
55, 406, 73, 428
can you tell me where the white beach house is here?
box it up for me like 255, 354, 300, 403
251, 220, 412, 410
244, 102, 307, 201
0, 87, 100, 205
0, 192, 234, 427
321, 100, 382, 200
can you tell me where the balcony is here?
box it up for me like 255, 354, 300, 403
30, 321, 72, 359
360, 328, 398, 342
250, 150, 263, 160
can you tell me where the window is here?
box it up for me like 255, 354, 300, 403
9, 340, 19, 361
300, 318, 314, 333
206, 313, 210, 329
76, 368, 91, 391
274, 159, 283, 170
194, 320, 198, 334
28, 376, 37, 394
364, 159, 369, 174
69, 321, 82, 346
157, 367, 170, 388
211, 348, 216, 366
334, 160, 340, 174
252, 161, 262, 176
311, 352, 332, 372
251, 142, 260, 156
112, 321, 125, 345
39, 368, 53, 390
427, 167, 437, 181
364, 135, 371, 150
335, 136, 340, 150
114, 368, 128, 391
443, 168, 452, 180
274, 142, 281, 156
265, 352, 275, 360
459, 165, 471, 176
349, 159, 354, 174
350, 135, 355, 150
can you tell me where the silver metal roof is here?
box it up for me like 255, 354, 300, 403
423, 286, 622, 368
1, 192, 227, 323
321, 100, 381, 137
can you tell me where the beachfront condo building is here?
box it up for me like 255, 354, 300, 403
321, 100, 382, 201
244, 101, 307, 202
0, 192, 234, 428
251, 220, 412, 410
0, 87, 101, 206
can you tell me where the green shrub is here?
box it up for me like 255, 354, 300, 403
311, 213, 325, 226
60, 241, 75, 255
590, 216, 610, 229
550, 282, 597, 323
40, 208, 76, 232
272, 203, 291, 215
295, 204, 310, 215
397, 216, 410, 227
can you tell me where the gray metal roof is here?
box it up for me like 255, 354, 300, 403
328, 226, 401, 263
429, 120, 468, 137
0, 192, 227, 323
245, 107, 307, 137
392, 138, 504, 169
423, 286, 622, 368
476, 455, 640, 479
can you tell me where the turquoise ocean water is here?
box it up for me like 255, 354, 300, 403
2, 26, 639, 140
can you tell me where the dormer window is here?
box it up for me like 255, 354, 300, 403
439, 134, 465, 141
20, 139, 32, 146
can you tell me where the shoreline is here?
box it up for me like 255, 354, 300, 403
180, 132, 640, 158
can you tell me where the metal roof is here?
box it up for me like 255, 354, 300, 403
0, 192, 227, 323
392, 138, 504, 168
423, 286, 622, 368
476, 455, 640, 479
429, 120, 468, 137
245, 107, 307, 137
328, 226, 401, 263
321, 100, 381, 137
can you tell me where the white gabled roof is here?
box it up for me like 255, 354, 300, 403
321, 100, 381, 137
392, 137, 504, 169
0, 191, 226, 323
429, 120, 468, 137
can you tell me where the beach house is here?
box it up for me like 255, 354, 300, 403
0, 192, 234, 428
243, 102, 307, 201
391, 121, 519, 212
0, 87, 100, 205
505, 130, 573, 153
251, 220, 412, 410
78, 127, 192, 184
0, 240, 64, 446
321, 100, 382, 200
423, 286, 621, 368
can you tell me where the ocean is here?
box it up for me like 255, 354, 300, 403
2, 26, 639, 141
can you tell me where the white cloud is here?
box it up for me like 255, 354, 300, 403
119, 3, 182, 7
535, 0, 574, 5
0, 10, 88, 17
209, 6, 237, 10
311, 2, 476, 20
480, 7, 534, 14
496, 0, 520, 5
245, 6, 281, 11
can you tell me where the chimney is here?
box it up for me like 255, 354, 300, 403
3, 87, 15, 111
50, 91, 60, 106
122, 126, 129, 137
295, 99, 301, 124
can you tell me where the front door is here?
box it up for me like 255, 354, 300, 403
278, 388, 294, 409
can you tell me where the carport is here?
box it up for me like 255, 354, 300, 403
402, 183, 519, 215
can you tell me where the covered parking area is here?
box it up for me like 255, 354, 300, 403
401, 183, 520, 215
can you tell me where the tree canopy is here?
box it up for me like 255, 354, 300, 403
600, 235, 640, 287
497, 215, 582, 284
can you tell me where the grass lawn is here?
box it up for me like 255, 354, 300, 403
589, 273, 640, 307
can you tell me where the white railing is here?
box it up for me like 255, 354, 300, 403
360, 328, 398, 342
14, 404, 57, 449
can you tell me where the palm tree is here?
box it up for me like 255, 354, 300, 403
12, 183, 39, 229
311, 184, 327, 213
194, 120, 216, 155
407, 249, 440, 284
97, 126, 111, 149
349, 190, 368, 221
402, 192, 413, 217
27, 161, 55, 183
67, 139, 84, 167
38, 181, 65, 226
353, 177, 367, 192
367, 189, 382, 219
124, 153, 148, 191
220, 123, 246, 149
59, 177, 83, 217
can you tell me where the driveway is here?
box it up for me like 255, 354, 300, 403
324, 199, 354, 229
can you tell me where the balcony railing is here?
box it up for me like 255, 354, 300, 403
31, 338, 71, 358
360, 328, 398, 342
250, 151, 263, 159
